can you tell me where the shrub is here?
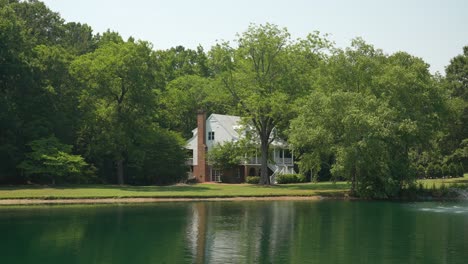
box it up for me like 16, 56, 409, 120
276, 174, 306, 184
246, 176, 260, 184
458, 163, 465, 177
449, 163, 458, 177
434, 164, 442, 178
416, 165, 425, 179
426, 163, 435, 178
441, 164, 449, 177
18, 137, 90, 184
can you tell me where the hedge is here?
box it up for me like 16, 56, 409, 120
276, 174, 306, 184
246, 176, 260, 184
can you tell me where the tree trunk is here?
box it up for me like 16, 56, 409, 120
260, 137, 270, 185
117, 159, 124, 185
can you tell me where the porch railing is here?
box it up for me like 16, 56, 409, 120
244, 157, 293, 165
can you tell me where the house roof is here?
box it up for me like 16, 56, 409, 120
209, 114, 242, 140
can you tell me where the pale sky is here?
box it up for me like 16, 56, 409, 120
42, 0, 467, 74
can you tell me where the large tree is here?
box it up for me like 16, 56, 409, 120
0, 1, 83, 183
210, 23, 329, 184
70, 39, 159, 185
289, 40, 450, 198
443, 46, 468, 170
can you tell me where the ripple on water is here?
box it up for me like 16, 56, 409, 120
414, 203, 468, 215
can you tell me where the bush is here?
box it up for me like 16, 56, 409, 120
276, 174, 306, 184
434, 164, 442, 178
416, 165, 425, 179
426, 163, 435, 178
458, 163, 465, 177
246, 176, 260, 184
441, 164, 449, 177
449, 163, 458, 177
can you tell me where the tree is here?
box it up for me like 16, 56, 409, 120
443, 46, 468, 169
441, 164, 449, 177
210, 23, 330, 184
448, 163, 457, 177
155, 45, 211, 84
416, 165, 425, 179
0, 3, 32, 182
458, 163, 465, 177
208, 141, 243, 171
289, 40, 449, 198
434, 164, 442, 178
426, 163, 436, 178
126, 126, 187, 185
9, 0, 65, 46
18, 137, 88, 184
70, 40, 159, 185
159, 75, 229, 138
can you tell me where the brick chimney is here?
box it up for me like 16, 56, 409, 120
194, 111, 208, 182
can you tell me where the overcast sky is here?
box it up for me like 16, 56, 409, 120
41, 0, 467, 74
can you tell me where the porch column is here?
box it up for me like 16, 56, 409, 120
255, 149, 258, 164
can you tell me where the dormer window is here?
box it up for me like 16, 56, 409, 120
208, 131, 215, 140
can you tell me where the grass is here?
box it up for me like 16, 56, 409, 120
0, 181, 350, 200
417, 173, 468, 189
0, 174, 466, 200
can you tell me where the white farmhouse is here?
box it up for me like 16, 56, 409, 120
186, 111, 296, 183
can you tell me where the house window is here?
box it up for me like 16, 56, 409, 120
208, 131, 215, 140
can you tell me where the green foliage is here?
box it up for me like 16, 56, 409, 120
18, 137, 89, 184
426, 163, 435, 178
71, 40, 160, 184
276, 174, 306, 184
211, 23, 331, 184
289, 39, 449, 198
0, 0, 464, 193
458, 163, 465, 177
159, 75, 228, 138
449, 163, 458, 177
441, 164, 449, 177
433, 164, 442, 178
208, 141, 244, 171
438, 46, 468, 173
416, 165, 426, 179
127, 127, 187, 185
246, 176, 260, 184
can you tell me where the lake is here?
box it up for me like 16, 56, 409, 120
0, 200, 467, 263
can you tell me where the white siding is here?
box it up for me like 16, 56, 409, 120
186, 131, 198, 165
206, 116, 239, 150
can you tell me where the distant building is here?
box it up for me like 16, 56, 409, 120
186, 111, 296, 183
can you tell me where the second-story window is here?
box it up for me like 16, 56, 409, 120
208, 131, 215, 140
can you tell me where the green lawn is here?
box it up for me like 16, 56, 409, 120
0, 181, 350, 199
0, 174, 466, 200
417, 174, 468, 188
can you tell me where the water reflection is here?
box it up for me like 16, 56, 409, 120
183, 201, 468, 263
0, 201, 467, 264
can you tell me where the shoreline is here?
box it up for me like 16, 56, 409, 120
0, 196, 330, 205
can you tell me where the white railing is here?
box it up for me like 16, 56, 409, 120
244, 157, 293, 165
276, 157, 293, 165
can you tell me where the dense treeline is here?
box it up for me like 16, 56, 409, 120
0, 1, 466, 197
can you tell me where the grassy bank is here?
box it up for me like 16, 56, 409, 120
0, 174, 466, 201
0, 181, 350, 200
417, 174, 468, 188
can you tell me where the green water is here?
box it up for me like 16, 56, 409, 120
0, 200, 467, 264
